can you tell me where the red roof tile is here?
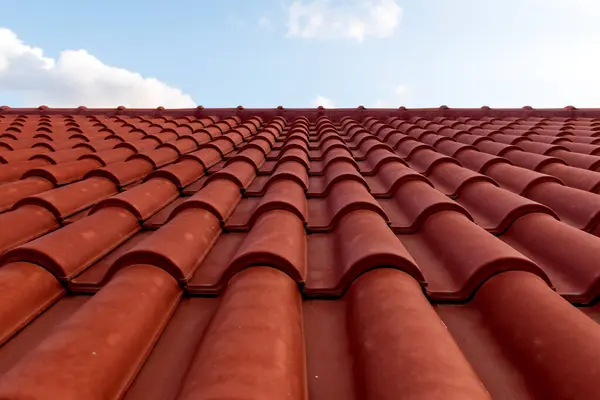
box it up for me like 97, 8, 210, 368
3, 106, 600, 398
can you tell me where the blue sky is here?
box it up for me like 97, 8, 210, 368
0, 0, 599, 108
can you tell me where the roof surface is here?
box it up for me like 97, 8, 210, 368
1, 105, 600, 399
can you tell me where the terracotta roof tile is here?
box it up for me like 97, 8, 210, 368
4, 106, 600, 398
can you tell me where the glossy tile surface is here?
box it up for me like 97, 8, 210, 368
2, 106, 600, 399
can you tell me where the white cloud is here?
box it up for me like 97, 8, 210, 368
287, 0, 402, 42
312, 95, 335, 108
0, 28, 196, 108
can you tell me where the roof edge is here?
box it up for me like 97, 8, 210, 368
0, 105, 590, 121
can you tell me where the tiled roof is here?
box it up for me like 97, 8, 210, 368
1, 105, 600, 399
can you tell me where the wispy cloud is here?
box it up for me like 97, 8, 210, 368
0, 28, 195, 108
312, 95, 335, 108
286, 0, 402, 42
372, 84, 411, 107
226, 15, 247, 29
258, 16, 272, 29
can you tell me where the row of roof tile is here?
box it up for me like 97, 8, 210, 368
2, 109, 600, 398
